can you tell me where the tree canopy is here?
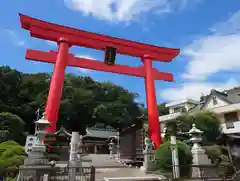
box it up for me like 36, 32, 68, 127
165, 110, 221, 145
0, 66, 144, 134
0, 112, 26, 144
0, 141, 26, 177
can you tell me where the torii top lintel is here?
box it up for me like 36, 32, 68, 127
19, 13, 180, 62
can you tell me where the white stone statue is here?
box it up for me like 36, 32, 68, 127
144, 137, 154, 151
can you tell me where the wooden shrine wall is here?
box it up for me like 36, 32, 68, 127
119, 122, 144, 162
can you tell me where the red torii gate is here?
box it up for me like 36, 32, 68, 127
19, 13, 180, 148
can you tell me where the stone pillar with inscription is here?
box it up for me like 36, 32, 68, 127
68, 132, 83, 181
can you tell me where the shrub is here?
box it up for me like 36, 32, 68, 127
0, 146, 25, 160
154, 141, 192, 176
205, 144, 222, 163
3, 177, 16, 181
0, 141, 26, 177
205, 144, 234, 176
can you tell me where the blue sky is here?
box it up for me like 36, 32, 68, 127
0, 0, 240, 105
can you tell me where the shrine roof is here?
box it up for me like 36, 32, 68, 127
54, 126, 71, 137
84, 127, 118, 139
54, 126, 117, 139
19, 13, 180, 62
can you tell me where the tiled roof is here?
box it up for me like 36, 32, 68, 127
189, 86, 240, 113
85, 128, 118, 139
54, 126, 118, 139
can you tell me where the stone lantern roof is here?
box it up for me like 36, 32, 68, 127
35, 112, 50, 125
188, 124, 203, 135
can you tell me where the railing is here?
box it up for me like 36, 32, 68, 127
163, 165, 239, 181
159, 112, 182, 122
16, 165, 95, 181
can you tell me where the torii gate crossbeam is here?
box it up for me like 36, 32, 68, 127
19, 13, 180, 148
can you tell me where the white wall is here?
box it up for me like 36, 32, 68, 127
219, 111, 240, 134
204, 97, 229, 109
169, 102, 196, 114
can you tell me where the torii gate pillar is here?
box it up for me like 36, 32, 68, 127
45, 38, 70, 132
142, 55, 160, 146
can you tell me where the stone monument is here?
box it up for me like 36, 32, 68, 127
68, 131, 84, 181
17, 113, 53, 181
108, 138, 116, 159
140, 136, 155, 173
24, 113, 51, 166
188, 124, 211, 178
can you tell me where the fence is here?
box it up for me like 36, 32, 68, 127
163, 165, 240, 181
14, 165, 95, 181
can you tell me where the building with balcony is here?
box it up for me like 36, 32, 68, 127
159, 87, 240, 136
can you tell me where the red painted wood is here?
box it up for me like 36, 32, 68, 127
142, 55, 161, 148
45, 39, 69, 132
19, 14, 180, 62
26, 49, 174, 81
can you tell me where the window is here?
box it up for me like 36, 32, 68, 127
173, 107, 186, 113
213, 96, 218, 105
180, 107, 187, 113
224, 112, 238, 129
225, 122, 234, 129
173, 107, 181, 113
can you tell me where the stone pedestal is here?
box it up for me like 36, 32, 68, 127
140, 150, 156, 173
24, 142, 49, 166
191, 144, 211, 178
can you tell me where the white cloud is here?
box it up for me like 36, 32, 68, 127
182, 10, 240, 81
4, 29, 25, 47
160, 10, 240, 101
64, 0, 200, 22
46, 40, 57, 47
74, 54, 96, 73
160, 78, 239, 101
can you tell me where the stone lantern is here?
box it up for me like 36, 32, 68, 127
188, 124, 203, 150
108, 138, 115, 158
24, 112, 51, 166
188, 124, 211, 178
35, 112, 51, 145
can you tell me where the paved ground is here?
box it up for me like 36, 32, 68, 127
95, 167, 163, 181
57, 154, 164, 181
82, 154, 127, 168
83, 154, 164, 181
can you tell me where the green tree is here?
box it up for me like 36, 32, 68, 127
144, 102, 169, 117
154, 141, 192, 176
0, 113, 26, 144
165, 110, 221, 145
0, 66, 143, 134
157, 103, 169, 116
